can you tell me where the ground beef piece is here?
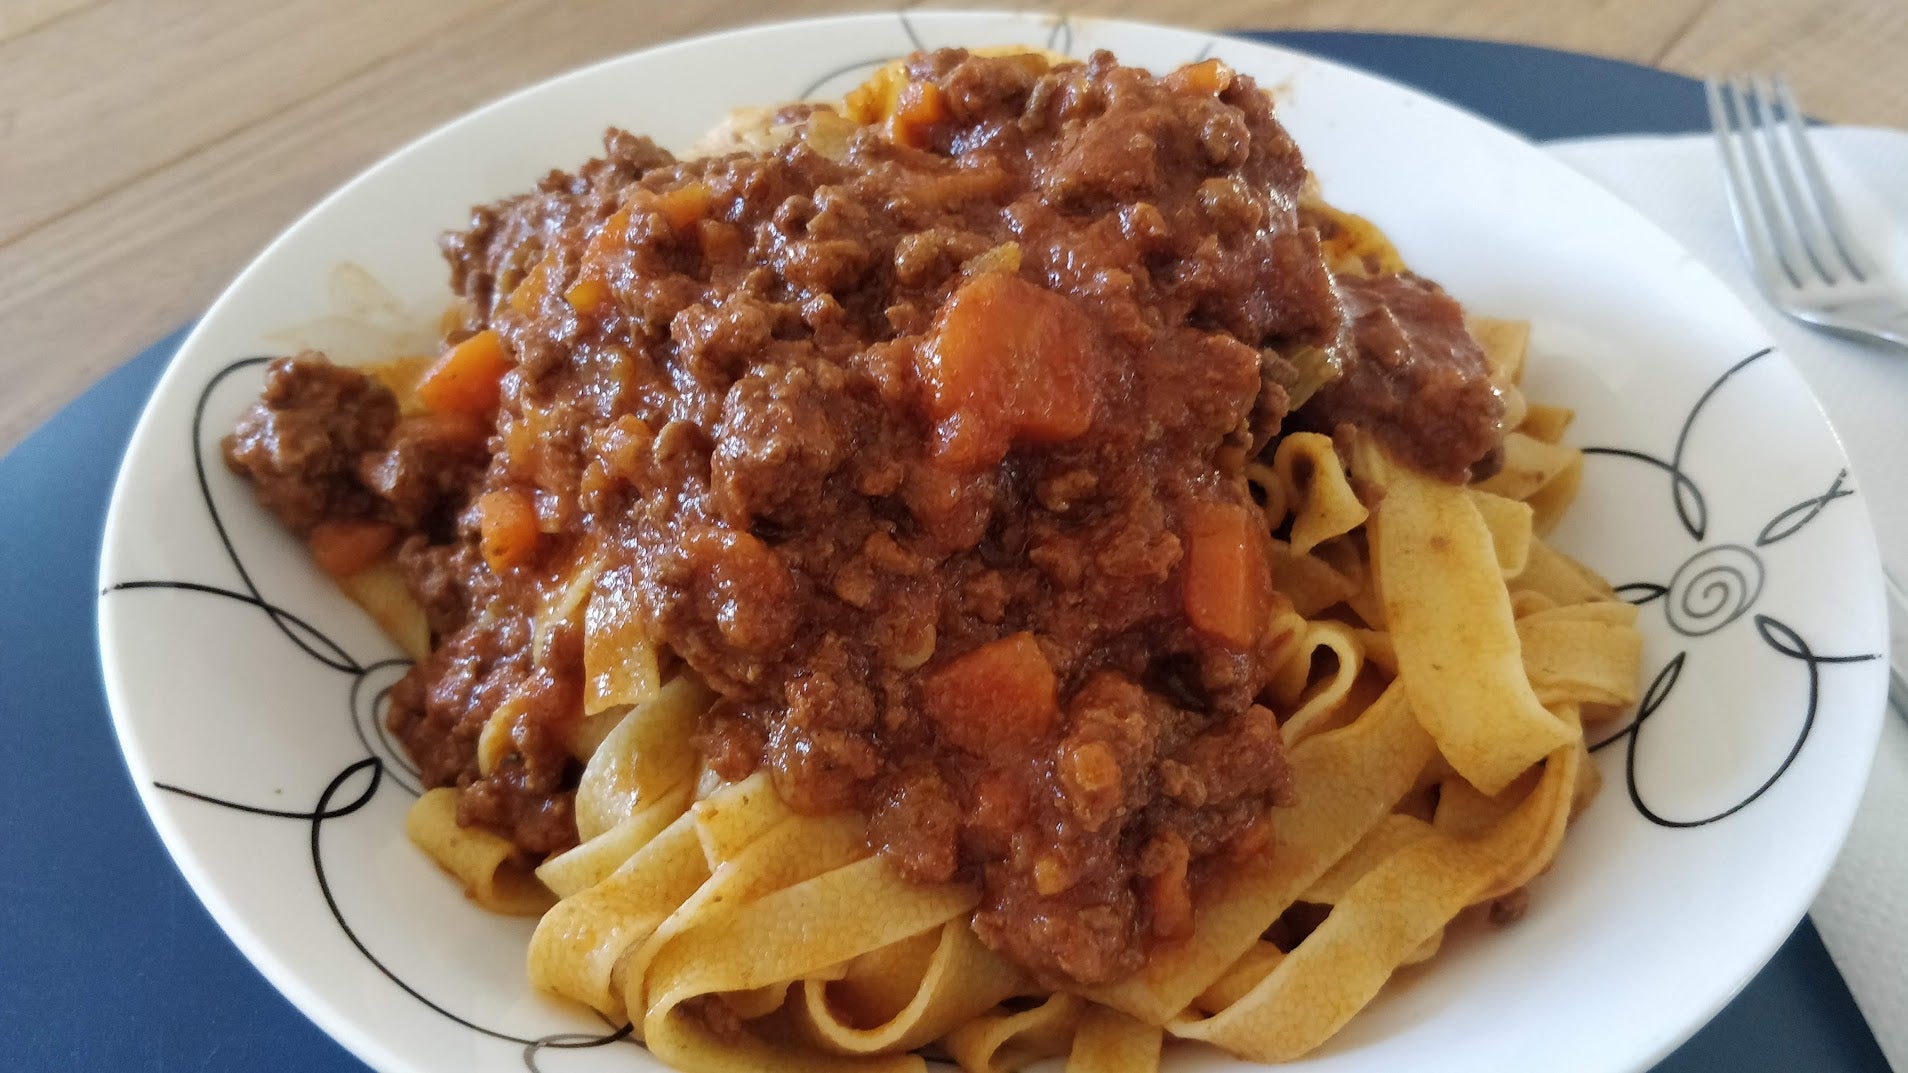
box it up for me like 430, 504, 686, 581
1055, 673, 1166, 829
360, 414, 490, 536
386, 606, 579, 855
441, 131, 675, 324
765, 635, 881, 812
396, 535, 487, 640
1489, 886, 1531, 924
1158, 704, 1295, 812
1296, 273, 1505, 481
387, 612, 529, 788
975, 835, 1143, 987
458, 770, 578, 857
221, 353, 396, 532
870, 765, 962, 884
695, 699, 767, 782
457, 624, 584, 856
709, 359, 853, 528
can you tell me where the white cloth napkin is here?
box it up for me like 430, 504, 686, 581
1549, 128, 1908, 1072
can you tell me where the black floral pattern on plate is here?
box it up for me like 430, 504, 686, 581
104, 357, 637, 1068
1582, 347, 1877, 827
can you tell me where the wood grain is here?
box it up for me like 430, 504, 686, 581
1662, 0, 1908, 131
1, 0, 1903, 451
0, 0, 101, 44
0, 0, 512, 244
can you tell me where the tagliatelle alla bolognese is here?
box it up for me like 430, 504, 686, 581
222, 46, 1641, 1073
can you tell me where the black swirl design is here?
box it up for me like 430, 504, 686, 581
1663, 544, 1763, 637
1584, 346, 1878, 826
1582, 348, 1771, 541
1590, 615, 1874, 828
102, 358, 635, 1068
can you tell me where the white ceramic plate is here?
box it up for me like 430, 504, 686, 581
98, 12, 1889, 1073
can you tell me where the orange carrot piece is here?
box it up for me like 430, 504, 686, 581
579, 207, 632, 274
565, 277, 610, 315
509, 258, 552, 316
590, 207, 632, 254
886, 81, 948, 147
657, 181, 713, 233
917, 271, 1099, 469
572, 208, 633, 312
415, 330, 511, 415
1146, 833, 1195, 941
1167, 58, 1235, 96
307, 519, 399, 579
478, 488, 540, 574
1183, 500, 1273, 649
921, 632, 1058, 755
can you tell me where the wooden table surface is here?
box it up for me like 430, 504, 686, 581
4, 0, 1904, 453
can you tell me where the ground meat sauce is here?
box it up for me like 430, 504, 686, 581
222, 49, 1506, 987
223, 358, 398, 532
1297, 272, 1505, 482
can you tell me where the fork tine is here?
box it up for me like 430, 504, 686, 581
1723, 76, 1813, 290
1773, 75, 1878, 281
1706, 78, 1794, 292
1749, 76, 1841, 285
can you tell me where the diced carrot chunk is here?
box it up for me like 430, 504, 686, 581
579, 207, 632, 281
590, 207, 632, 254
509, 257, 552, 315
566, 277, 610, 315
886, 81, 947, 147
415, 330, 511, 415
1168, 58, 1235, 96
921, 632, 1058, 755
917, 271, 1100, 469
1183, 499, 1272, 649
657, 181, 712, 233
307, 519, 398, 579
478, 488, 540, 573
1145, 833, 1194, 941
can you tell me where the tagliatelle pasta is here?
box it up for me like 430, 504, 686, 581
431, 326, 1635, 1068
224, 44, 1643, 1073
414, 389, 1637, 1067
405, 787, 554, 916
1275, 433, 1368, 556
383, 362, 1640, 1061
1363, 439, 1583, 795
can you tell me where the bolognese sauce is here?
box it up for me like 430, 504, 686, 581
222, 49, 1504, 987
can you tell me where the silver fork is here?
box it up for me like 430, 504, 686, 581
1706, 75, 1908, 351
1710, 75, 1908, 717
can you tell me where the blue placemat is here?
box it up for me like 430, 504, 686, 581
0, 31, 1888, 1073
